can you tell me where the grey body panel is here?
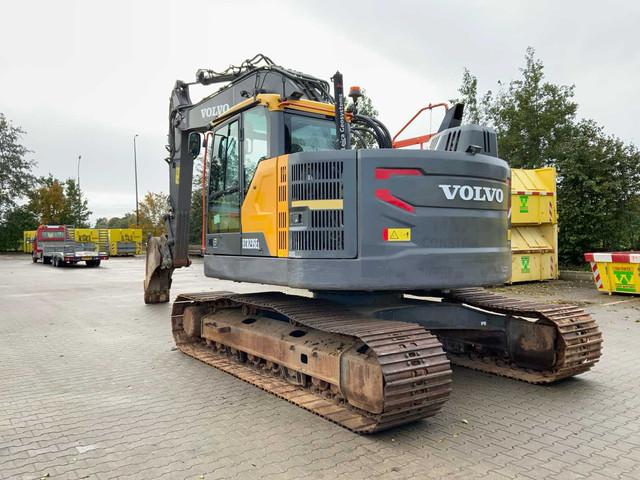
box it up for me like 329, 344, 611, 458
204, 141, 510, 291
204, 249, 507, 290
206, 233, 241, 256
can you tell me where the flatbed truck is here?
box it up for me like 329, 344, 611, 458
32, 225, 109, 267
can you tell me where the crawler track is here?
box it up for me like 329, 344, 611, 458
171, 291, 452, 433
442, 288, 603, 383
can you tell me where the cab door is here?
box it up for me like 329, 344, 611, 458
206, 118, 242, 255
240, 106, 272, 256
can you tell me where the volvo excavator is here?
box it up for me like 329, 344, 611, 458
144, 55, 602, 433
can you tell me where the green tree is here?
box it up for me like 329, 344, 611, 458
0, 113, 36, 221
0, 205, 38, 251
61, 178, 91, 227
95, 217, 108, 228
105, 213, 136, 229
28, 176, 67, 224
454, 47, 640, 266
138, 192, 168, 237
28, 175, 92, 226
455, 48, 577, 168
453, 68, 482, 125
556, 120, 640, 264
346, 89, 380, 148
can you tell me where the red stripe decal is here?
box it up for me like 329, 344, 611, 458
375, 189, 415, 213
611, 253, 631, 263
382, 228, 389, 241
375, 168, 423, 180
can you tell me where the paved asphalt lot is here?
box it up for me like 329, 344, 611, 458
1, 254, 639, 480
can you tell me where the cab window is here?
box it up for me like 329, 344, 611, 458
41, 231, 64, 239
242, 107, 268, 193
208, 120, 240, 233
285, 114, 337, 153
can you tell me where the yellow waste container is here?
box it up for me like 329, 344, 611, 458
511, 225, 558, 282
509, 167, 558, 283
74, 228, 99, 243
108, 229, 143, 256
510, 168, 557, 225
585, 252, 640, 295
23, 230, 36, 253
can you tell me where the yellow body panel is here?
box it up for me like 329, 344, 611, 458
211, 94, 343, 129
592, 262, 640, 295
241, 157, 279, 256
23, 230, 36, 253
291, 199, 344, 210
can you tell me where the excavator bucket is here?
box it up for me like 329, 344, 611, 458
144, 236, 173, 304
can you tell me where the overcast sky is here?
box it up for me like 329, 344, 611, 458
2, 0, 638, 223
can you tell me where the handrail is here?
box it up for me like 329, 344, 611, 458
392, 102, 449, 149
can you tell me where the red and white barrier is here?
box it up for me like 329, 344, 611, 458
584, 252, 640, 264
589, 262, 603, 289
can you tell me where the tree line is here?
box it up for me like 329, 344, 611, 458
0, 113, 167, 250
453, 47, 640, 265
94, 192, 168, 237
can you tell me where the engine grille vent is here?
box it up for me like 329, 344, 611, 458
288, 157, 355, 258
277, 164, 288, 256
291, 230, 344, 252
291, 161, 343, 201
311, 209, 343, 229
444, 129, 461, 152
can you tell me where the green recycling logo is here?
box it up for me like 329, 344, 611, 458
613, 269, 635, 292
521, 256, 531, 273
519, 195, 529, 213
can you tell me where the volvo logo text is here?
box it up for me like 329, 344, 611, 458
200, 104, 230, 119
438, 184, 504, 203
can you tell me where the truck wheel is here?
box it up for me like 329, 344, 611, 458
53, 257, 59, 267
32, 255, 38, 263
43, 256, 51, 265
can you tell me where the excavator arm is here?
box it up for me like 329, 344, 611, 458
143, 79, 203, 303
144, 54, 337, 303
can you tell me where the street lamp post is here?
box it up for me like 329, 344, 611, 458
133, 134, 140, 227
77, 155, 81, 190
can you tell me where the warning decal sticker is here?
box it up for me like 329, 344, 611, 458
383, 228, 411, 242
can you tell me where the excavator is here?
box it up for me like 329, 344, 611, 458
144, 55, 602, 433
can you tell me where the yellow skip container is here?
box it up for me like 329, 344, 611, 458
23, 230, 36, 253
109, 228, 143, 256
584, 252, 640, 295
509, 167, 558, 283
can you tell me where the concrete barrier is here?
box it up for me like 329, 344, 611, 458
559, 270, 592, 282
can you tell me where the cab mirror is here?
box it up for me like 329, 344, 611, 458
188, 132, 202, 159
